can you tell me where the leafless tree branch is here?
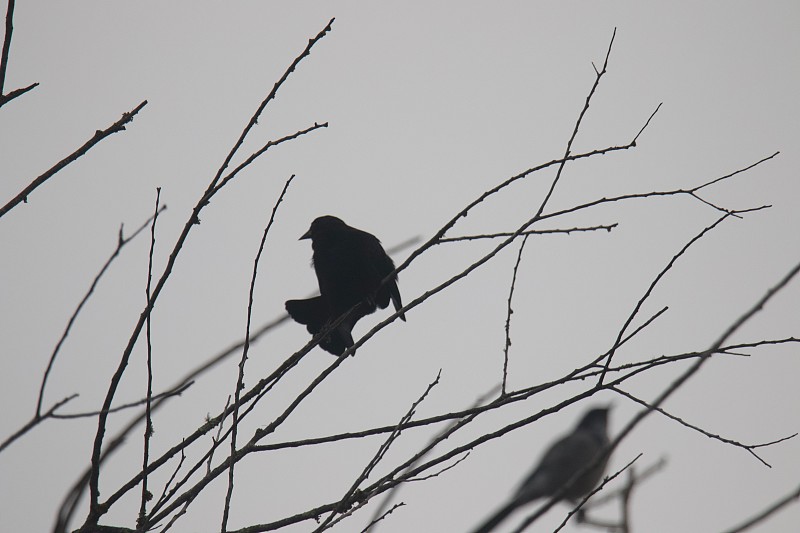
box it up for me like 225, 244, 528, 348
221, 174, 295, 533
0, 100, 148, 218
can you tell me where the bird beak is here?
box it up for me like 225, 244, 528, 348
299, 229, 311, 240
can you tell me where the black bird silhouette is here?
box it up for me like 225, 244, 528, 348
472, 407, 611, 533
285, 215, 405, 355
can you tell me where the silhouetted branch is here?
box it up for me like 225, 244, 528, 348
502, 235, 529, 395
436, 224, 617, 244
204, 18, 334, 194
221, 174, 295, 533
314, 371, 442, 532
0, 100, 148, 218
0, 394, 77, 453
52, 382, 192, 420
138, 188, 161, 529
362, 503, 405, 532
0, 80, 37, 106
37, 205, 166, 418
581, 457, 667, 511
599, 210, 738, 384
212, 125, 326, 195
545, 454, 642, 533
368, 384, 500, 532
611, 387, 797, 467
0, 0, 15, 95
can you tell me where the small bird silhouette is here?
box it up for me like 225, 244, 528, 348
285, 216, 405, 355
472, 407, 611, 533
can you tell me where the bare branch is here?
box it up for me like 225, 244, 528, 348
203, 18, 334, 194
0, 394, 78, 453
221, 175, 295, 533
545, 454, 643, 533
0, 100, 148, 218
599, 212, 734, 384
694, 151, 780, 192
502, 235, 529, 395
212, 124, 326, 195
436, 224, 617, 244
0, 81, 37, 106
37, 205, 166, 418
611, 386, 797, 468
632, 102, 663, 145
314, 371, 442, 532
581, 457, 667, 510
138, 188, 162, 528
362, 503, 405, 532
51, 382, 192, 420
367, 385, 499, 532
80, 20, 332, 529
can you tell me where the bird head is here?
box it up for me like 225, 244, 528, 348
300, 215, 347, 240
576, 406, 611, 435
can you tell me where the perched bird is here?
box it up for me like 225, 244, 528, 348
285, 215, 405, 356
472, 407, 611, 533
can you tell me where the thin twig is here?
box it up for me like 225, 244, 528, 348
314, 371, 442, 532
138, 188, 161, 528
0, 100, 148, 218
0, 81, 37, 106
154, 445, 187, 514
212, 125, 326, 194
599, 211, 735, 384
545, 454, 642, 533
581, 456, 666, 510
362, 503, 405, 532
502, 235, 529, 395
437, 224, 617, 243
0, 394, 78, 453
203, 19, 333, 194
52, 383, 192, 420
37, 205, 167, 418
221, 175, 295, 533
208, 396, 232, 475
611, 386, 797, 468
367, 385, 500, 532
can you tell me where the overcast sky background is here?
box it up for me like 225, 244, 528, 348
1, 2, 799, 533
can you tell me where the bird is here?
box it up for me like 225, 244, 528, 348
472, 406, 611, 533
285, 215, 405, 356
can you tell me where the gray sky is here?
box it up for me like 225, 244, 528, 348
1, 2, 799, 532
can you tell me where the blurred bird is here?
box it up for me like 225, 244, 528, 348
285, 215, 405, 356
472, 406, 611, 533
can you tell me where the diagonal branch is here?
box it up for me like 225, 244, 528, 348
611, 386, 797, 468
0, 100, 148, 218
36, 205, 166, 418
0, 80, 37, 106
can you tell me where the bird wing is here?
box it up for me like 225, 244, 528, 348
358, 231, 406, 320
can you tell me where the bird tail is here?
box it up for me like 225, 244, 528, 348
470, 500, 519, 533
390, 284, 406, 321
285, 297, 355, 356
